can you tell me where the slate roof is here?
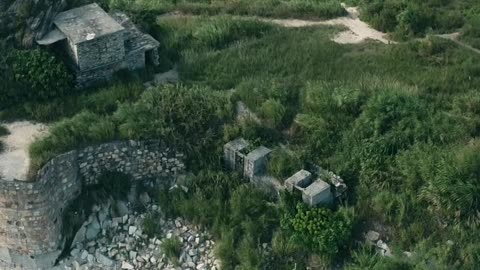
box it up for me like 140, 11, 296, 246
54, 3, 125, 44
110, 12, 160, 52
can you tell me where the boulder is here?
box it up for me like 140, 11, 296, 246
85, 218, 101, 240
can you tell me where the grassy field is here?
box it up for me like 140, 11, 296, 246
100, 0, 346, 19
21, 13, 480, 270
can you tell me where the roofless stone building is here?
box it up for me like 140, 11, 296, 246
37, 3, 160, 87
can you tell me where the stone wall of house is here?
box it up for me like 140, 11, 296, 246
125, 50, 146, 70
75, 31, 125, 71
75, 63, 118, 88
0, 140, 184, 269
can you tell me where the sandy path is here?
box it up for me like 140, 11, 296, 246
265, 6, 390, 44
159, 6, 390, 45
0, 121, 48, 180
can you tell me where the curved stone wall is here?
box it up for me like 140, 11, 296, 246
0, 140, 184, 269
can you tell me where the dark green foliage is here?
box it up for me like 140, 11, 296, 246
358, 0, 475, 39
1, 48, 74, 108
461, 15, 480, 49
281, 203, 354, 260
115, 84, 233, 169
1, 82, 145, 122
0, 125, 9, 137
0, 125, 8, 153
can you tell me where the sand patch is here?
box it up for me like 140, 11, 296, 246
0, 121, 48, 180
263, 6, 391, 44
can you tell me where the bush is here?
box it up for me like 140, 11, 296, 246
115, 84, 233, 169
281, 203, 354, 261
259, 99, 286, 128
1, 49, 74, 108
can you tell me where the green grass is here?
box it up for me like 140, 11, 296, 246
356, 0, 480, 39
161, 237, 182, 265
0, 80, 145, 123
105, 0, 346, 20
25, 14, 480, 269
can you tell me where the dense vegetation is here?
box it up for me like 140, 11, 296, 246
0, 47, 74, 109
99, 0, 346, 20
2, 3, 479, 269
460, 15, 480, 49
143, 171, 354, 269
352, 0, 480, 40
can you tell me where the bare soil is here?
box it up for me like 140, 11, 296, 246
0, 121, 48, 180
265, 6, 390, 44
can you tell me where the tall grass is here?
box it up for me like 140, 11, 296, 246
108, 0, 346, 19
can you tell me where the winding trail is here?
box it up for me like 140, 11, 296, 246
264, 6, 391, 44
159, 6, 391, 45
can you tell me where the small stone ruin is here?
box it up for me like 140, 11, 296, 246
224, 138, 347, 207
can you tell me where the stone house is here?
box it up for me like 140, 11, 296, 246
37, 3, 160, 87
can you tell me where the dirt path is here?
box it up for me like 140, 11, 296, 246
0, 121, 48, 180
159, 5, 391, 45
264, 6, 390, 44
437, 32, 480, 55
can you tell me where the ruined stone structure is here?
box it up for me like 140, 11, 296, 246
37, 3, 160, 88
224, 138, 347, 207
0, 140, 184, 269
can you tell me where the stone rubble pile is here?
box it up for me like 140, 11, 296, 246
56, 198, 220, 270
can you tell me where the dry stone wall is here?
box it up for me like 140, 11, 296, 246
0, 140, 184, 269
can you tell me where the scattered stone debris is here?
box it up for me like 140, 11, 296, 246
55, 201, 219, 270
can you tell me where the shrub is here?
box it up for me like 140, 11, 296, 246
259, 99, 286, 128
1, 49, 74, 108
281, 203, 354, 261
115, 84, 233, 169
161, 237, 182, 264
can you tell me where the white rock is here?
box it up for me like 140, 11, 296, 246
121, 261, 134, 269
128, 226, 137, 235
366, 230, 380, 242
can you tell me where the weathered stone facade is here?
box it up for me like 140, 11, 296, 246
37, 3, 160, 88
0, 140, 184, 269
